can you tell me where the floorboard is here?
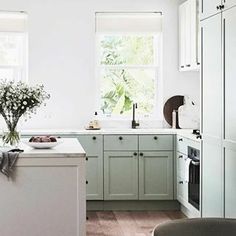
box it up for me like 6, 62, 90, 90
86, 211, 186, 236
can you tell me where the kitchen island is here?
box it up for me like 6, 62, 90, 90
0, 138, 86, 236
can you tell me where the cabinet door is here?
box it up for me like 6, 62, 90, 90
104, 151, 138, 200
179, 3, 186, 70
201, 14, 222, 139
201, 14, 224, 217
223, 0, 236, 10
225, 148, 236, 218
224, 6, 236, 142
177, 177, 188, 206
77, 135, 103, 200
185, 0, 192, 67
139, 151, 173, 200
200, 0, 222, 20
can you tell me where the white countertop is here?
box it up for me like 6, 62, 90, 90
19, 128, 200, 142
17, 138, 86, 158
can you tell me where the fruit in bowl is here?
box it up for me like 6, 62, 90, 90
26, 136, 62, 149
29, 136, 58, 143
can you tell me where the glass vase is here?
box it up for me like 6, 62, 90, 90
2, 129, 20, 147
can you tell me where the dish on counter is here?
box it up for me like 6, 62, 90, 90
24, 136, 63, 149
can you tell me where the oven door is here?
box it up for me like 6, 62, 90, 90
188, 159, 200, 210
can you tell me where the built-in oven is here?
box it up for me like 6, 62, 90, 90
188, 146, 200, 210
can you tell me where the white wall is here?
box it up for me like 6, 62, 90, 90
0, 0, 200, 130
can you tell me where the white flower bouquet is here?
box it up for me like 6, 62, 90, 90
0, 80, 50, 146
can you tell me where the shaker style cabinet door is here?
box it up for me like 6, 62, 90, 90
104, 151, 138, 200
139, 151, 173, 200
200, 0, 222, 20
225, 149, 236, 218
224, 6, 236, 142
223, 0, 236, 10
77, 135, 103, 200
201, 14, 224, 217
223, 5, 236, 218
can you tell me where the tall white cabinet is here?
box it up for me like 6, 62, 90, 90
201, 1, 236, 218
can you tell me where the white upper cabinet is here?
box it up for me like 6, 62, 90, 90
200, 0, 222, 20
200, 0, 236, 20
223, 0, 236, 10
179, 0, 200, 71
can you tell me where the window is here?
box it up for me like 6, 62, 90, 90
0, 12, 28, 82
96, 12, 162, 118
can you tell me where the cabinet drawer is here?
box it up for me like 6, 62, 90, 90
176, 135, 187, 155
139, 135, 173, 151
104, 135, 138, 151
77, 135, 103, 156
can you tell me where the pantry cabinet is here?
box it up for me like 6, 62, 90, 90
179, 0, 200, 71
223, 6, 236, 218
201, 2, 236, 218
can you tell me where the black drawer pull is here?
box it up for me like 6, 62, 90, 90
92, 136, 96, 140
181, 65, 184, 68
179, 181, 183, 184
140, 153, 144, 156
178, 155, 183, 159
86, 157, 88, 161
179, 138, 183, 142
216, 5, 220, 10
186, 64, 191, 67
154, 136, 158, 140
133, 152, 138, 156
86, 180, 88, 184
119, 136, 123, 140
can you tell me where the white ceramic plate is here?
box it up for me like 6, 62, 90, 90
24, 139, 63, 149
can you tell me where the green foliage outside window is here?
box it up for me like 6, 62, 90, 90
99, 35, 157, 116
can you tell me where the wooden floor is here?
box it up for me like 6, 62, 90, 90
86, 211, 186, 236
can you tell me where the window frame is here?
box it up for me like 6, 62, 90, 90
95, 32, 163, 121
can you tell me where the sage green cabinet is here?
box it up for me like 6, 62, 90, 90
139, 151, 173, 200
77, 135, 103, 200
139, 135, 173, 151
104, 151, 138, 200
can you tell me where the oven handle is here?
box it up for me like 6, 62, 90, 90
191, 160, 200, 166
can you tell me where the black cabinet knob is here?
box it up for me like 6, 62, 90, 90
186, 64, 191, 67
179, 138, 183, 142
140, 153, 144, 156
154, 136, 158, 140
86, 180, 88, 184
179, 181, 183, 184
92, 136, 96, 140
220, 4, 225, 10
133, 152, 138, 156
119, 136, 123, 140
86, 157, 88, 161
179, 155, 183, 159
216, 5, 220, 10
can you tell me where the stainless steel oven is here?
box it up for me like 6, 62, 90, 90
188, 146, 200, 210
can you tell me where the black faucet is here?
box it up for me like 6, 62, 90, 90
132, 103, 140, 129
